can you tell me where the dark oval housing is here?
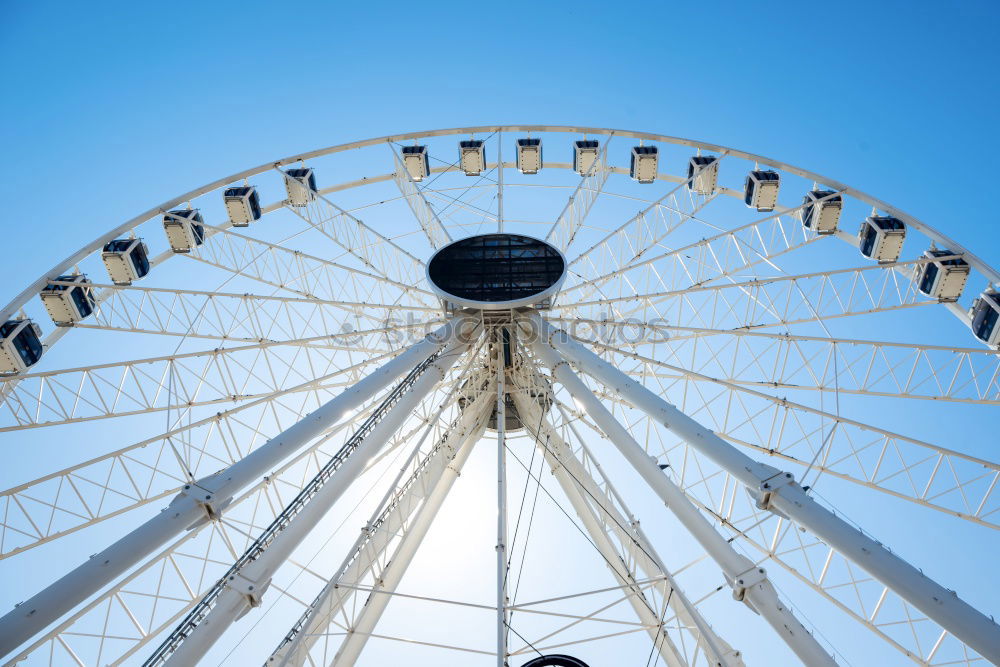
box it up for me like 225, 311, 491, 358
428, 234, 565, 305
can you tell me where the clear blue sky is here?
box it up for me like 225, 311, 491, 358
2, 1, 999, 281
1, 2, 999, 665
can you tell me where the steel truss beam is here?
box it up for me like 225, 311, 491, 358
525, 322, 836, 665
191, 223, 434, 307
566, 152, 726, 283
3, 394, 432, 667
0, 349, 398, 559
531, 316, 1000, 662
559, 257, 939, 333
0, 330, 397, 432
285, 179, 434, 307
0, 319, 472, 659
73, 280, 433, 344
268, 402, 492, 666
509, 381, 742, 667
550, 319, 1000, 404
562, 199, 825, 307
545, 134, 613, 254
390, 144, 452, 250
584, 339, 1000, 530
150, 328, 474, 665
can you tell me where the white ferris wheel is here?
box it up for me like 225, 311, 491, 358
0, 126, 998, 667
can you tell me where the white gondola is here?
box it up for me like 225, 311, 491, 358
223, 186, 262, 226
629, 146, 658, 183
801, 189, 842, 234
858, 215, 906, 262
687, 155, 719, 195
40, 275, 96, 326
744, 169, 780, 212
284, 168, 317, 206
163, 209, 205, 253
516, 138, 542, 174
458, 140, 485, 176
916, 249, 969, 301
970, 289, 1000, 347
101, 239, 150, 285
0, 319, 43, 375
401, 145, 430, 181
573, 139, 599, 175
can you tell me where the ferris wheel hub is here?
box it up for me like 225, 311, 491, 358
427, 233, 566, 312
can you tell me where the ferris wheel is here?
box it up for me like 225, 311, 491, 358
0, 125, 998, 666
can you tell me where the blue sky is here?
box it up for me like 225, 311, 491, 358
2, 1, 999, 280
2, 2, 999, 665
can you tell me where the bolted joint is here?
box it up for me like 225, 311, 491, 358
727, 565, 768, 603
175, 483, 234, 529
752, 471, 797, 516
229, 573, 271, 610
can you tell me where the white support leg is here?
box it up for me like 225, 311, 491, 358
496, 335, 509, 667
511, 391, 688, 667
158, 333, 474, 666
512, 392, 743, 667
525, 327, 837, 666
532, 315, 1000, 663
270, 389, 494, 666
0, 317, 474, 660
331, 405, 492, 666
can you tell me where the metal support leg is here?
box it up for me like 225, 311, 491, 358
511, 391, 688, 667
531, 315, 1000, 663
156, 334, 474, 665
269, 390, 493, 666
331, 406, 492, 666
513, 387, 744, 667
496, 334, 509, 667
0, 317, 474, 660
526, 328, 837, 666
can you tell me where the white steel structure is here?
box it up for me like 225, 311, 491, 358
0, 126, 998, 667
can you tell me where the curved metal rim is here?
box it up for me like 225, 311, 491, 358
4, 124, 997, 325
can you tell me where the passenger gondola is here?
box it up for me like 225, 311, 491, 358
223, 186, 262, 226
744, 169, 780, 212
629, 146, 658, 183
40, 275, 96, 325
916, 249, 969, 301
516, 138, 542, 174
459, 140, 486, 176
970, 289, 1000, 347
0, 319, 43, 375
284, 167, 317, 206
101, 238, 150, 285
687, 155, 719, 195
163, 209, 205, 253
572, 139, 599, 175
801, 189, 842, 234
401, 145, 430, 181
858, 215, 906, 262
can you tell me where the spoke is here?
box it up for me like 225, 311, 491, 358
285, 176, 432, 306
557, 322, 1000, 404
567, 152, 729, 277
584, 338, 1000, 529
192, 224, 431, 307
561, 201, 825, 304
77, 282, 435, 343
4, 400, 427, 667
559, 258, 939, 332
0, 353, 392, 558
389, 143, 452, 249
545, 134, 613, 254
